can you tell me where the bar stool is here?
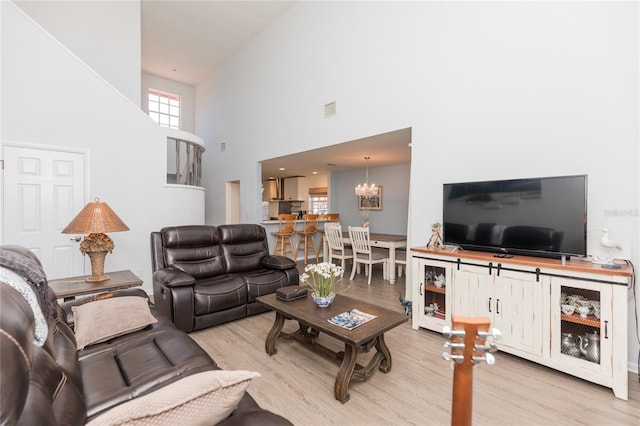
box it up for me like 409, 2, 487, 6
271, 214, 297, 258
325, 213, 340, 222
295, 213, 320, 264
317, 213, 340, 259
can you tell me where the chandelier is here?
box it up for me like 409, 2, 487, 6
354, 156, 379, 197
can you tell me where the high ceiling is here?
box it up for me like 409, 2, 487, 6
141, 1, 411, 176
141, 1, 296, 85
261, 128, 412, 179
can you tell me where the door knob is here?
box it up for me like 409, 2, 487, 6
70, 235, 82, 242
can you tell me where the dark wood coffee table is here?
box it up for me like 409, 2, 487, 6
256, 293, 408, 403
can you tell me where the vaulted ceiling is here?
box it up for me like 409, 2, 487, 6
141, 1, 411, 177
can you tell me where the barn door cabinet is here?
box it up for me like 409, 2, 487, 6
411, 246, 632, 400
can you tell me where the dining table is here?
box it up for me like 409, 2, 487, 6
323, 231, 407, 284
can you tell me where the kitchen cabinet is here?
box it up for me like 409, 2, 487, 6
411, 246, 632, 400
283, 177, 301, 200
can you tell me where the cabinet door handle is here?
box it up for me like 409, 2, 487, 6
604, 320, 609, 339
496, 299, 500, 315
488, 297, 492, 313
420, 282, 423, 296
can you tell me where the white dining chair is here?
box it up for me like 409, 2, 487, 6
348, 226, 389, 285
395, 248, 407, 277
324, 222, 353, 270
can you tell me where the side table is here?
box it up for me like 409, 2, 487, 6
49, 270, 142, 300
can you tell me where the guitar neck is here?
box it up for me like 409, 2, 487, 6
451, 352, 474, 426
447, 316, 495, 426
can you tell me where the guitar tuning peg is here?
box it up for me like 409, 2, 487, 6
442, 326, 466, 339
443, 341, 465, 349
477, 327, 502, 341
442, 351, 464, 363
485, 353, 496, 365
473, 342, 497, 352
442, 326, 452, 339
491, 328, 502, 341
471, 352, 496, 365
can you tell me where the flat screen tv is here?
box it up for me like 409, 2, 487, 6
443, 175, 587, 259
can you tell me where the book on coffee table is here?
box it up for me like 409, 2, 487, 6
328, 309, 377, 331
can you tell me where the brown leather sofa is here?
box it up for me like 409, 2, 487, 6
151, 224, 299, 332
0, 245, 291, 425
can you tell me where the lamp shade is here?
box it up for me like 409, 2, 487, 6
62, 198, 129, 234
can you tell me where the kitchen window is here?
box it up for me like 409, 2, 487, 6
308, 187, 328, 214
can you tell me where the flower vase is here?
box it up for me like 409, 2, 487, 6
311, 292, 335, 307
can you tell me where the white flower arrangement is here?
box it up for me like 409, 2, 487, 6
300, 262, 351, 297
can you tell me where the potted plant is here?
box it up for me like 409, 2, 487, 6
300, 262, 350, 307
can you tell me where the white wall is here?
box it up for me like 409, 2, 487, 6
1, 2, 205, 293
196, 2, 639, 370
141, 72, 196, 133
15, 0, 141, 106
330, 164, 410, 235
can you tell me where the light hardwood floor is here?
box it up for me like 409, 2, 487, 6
190, 263, 640, 425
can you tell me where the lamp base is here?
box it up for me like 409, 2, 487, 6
85, 273, 110, 282
85, 249, 110, 283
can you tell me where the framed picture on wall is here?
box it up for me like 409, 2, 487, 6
357, 186, 383, 211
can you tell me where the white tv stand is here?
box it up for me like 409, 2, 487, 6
411, 246, 633, 400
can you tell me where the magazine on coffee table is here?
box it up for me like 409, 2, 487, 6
328, 309, 377, 331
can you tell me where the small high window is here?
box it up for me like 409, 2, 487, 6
149, 89, 180, 129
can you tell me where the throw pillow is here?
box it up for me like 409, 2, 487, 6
72, 296, 157, 349
86, 370, 260, 426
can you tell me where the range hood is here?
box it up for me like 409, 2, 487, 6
274, 178, 285, 200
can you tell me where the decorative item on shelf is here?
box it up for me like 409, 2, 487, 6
62, 198, 129, 282
561, 304, 575, 316
592, 228, 623, 269
300, 262, 350, 307
427, 221, 444, 248
578, 331, 600, 363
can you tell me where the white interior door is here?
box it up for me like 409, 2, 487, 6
225, 180, 240, 224
3, 145, 86, 279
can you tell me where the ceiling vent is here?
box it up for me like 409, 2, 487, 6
324, 101, 336, 118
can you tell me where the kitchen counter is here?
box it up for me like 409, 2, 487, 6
261, 219, 329, 261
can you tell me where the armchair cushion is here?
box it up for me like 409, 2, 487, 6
72, 296, 157, 349
86, 370, 260, 426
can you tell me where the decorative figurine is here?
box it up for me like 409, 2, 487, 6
427, 221, 444, 248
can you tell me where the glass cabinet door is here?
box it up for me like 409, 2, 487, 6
552, 278, 612, 375
413, 258, 451, 332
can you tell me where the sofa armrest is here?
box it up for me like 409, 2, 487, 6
153, 267, 197, 287
152, 268, 196, 332
58, 288, 150, 327
261, 255, 296, 271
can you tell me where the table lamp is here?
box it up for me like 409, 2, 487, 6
62, 198, 129, 282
